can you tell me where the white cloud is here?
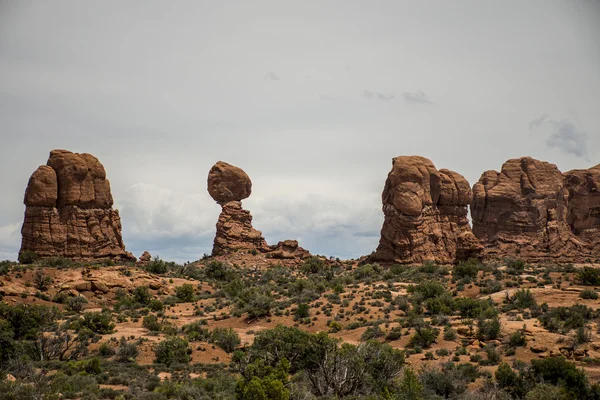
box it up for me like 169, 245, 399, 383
0, 222, 21, 261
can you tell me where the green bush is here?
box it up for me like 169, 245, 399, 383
409, 326, 438, 348
79, 311, 115, 334
577, 267, 600, 286
295, 303, 310, 319
361, 325, 384, 341
175, 284, 195, 302
143, 314, 162, 332
530, 356, 590, 399
18, 250, 38, 264
133, 286, 152, 305
580, 289, 598, 300
116, 337, 139, 363
211, 327, 241, 353
154, 336, 191, 366
453, 259, 479, 280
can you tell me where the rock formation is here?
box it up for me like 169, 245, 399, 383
471, 157, 593, 262
564, 164, 600, 256
371, 156, 482, 264
19, 149, 134, 262
208, 161, 270, 255
269, 240, 311, 260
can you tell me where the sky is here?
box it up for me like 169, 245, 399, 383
0, 1, 599, 262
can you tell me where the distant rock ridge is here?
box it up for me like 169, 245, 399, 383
370, 156, 482, 264
19, 149, 134, 262
472, 157, 599, 262
208, 161, 310, 259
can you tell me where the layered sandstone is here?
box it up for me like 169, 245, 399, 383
471, 157, 591, 262
19, 150, 133, 262
564, 164, 600, 256
371, 156, 482, 264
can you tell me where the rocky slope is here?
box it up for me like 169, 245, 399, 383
19, 150, 134, 262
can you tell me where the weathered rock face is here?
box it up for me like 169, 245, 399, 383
269, 240, 311, 260
471, 157, 591, 262
208, 161, 252, 204
564, 164, 600, 255
212, 201, 270, 255
371, 156, 482, 264
19, 150, 134, 262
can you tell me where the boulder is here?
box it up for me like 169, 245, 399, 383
208, 161, 252, 204
370, 156, 481, 264
269, 240, 311, 260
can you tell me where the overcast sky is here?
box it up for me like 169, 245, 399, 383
1, 1, 599, 262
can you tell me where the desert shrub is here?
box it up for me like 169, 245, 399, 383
444, 327, 457, 341
211, 327, 241, 353
205, 260, 234, 281
385, 327, 402, 341
295, 303, 310, 319
455, 297, 496, 319
353, 264, 381, 280
154, 336, 191, 366
409, 282, 446, 300
301, 257, 328, 275
18, 250, 38, 264
149, 299, 164, 312
33, 269, 52, 291
143, 314, 162, 332
236, 289, 275, 320
577, 267, 600, 286
539, 304, 595, 333
420, 362, 478, 398
145, 256, 181, 274
477, 316, 501, 340
496, 362, 525, 398
361, 325, 384, 341
509, 289, 537, 309
182, 321, 210, 342
175, 284, 195, 302
530, 356, 590, 399
409, 326, 438, 348
67, 296, 88, 313
580, 289, 598, 300
508, 330, 527, 347
115, 337, 139, 362
78, 311, 115, 334
453, 259, 479, 280
133, 286, 152, 305
507, 259, 526, 274
98, 341, 116, 357
235, 359, 290, 400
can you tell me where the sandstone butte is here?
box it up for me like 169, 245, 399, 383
472, 157, 600, 263
19, 149, 134, 262
370, 155, 483, 265
207, 161, 310, 259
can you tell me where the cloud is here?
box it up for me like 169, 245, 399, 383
530, 114, 589, 159
0, 221, 21, 261
528, 113, 548, 130
362, 90, 394, 102
403, 91, 432, 105
264, 72, 281, 81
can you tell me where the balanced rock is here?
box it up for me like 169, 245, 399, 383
208, 161, 252, 204
371, 156, 481, 264
19, 150, 134, 262
471, 157, 589, 262
564, 164, 600, 255
208, 162, 269, 255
